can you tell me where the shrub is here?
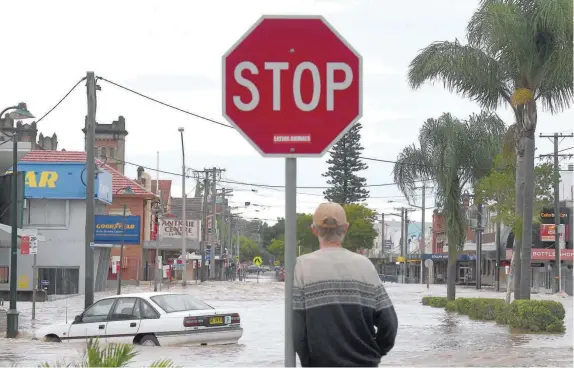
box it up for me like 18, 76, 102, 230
468, 298, 506, 321
444, 300, 457, 312
495, 302, 510, 325
508, 300, 566, 333
455, 297, 473, 315
421, 296, 448, 308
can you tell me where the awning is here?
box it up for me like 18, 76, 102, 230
0, 224, 45, 248
0, 142, 32, 173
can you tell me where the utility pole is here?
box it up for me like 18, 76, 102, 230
399, 208, 405, 283
404, 209, 409, 283
540, 132, 573, 294
84, 71, 97, 309
154, 151, 160, 292
201, 174, 209, 282
381, 213, 385, 266
476, 202, 483, 290
178, 127, 187, 287
420, 184, 426, 284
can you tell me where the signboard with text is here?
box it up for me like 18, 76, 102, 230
94, 215, 141, 244
159, 219, 200, 240
539, 224, 565, 242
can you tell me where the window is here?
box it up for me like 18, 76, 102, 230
150, 294, 212, 313
37, 267, 79, 295
82, 299, 116, 323
110, 298, 138, 321
140, 299, 160, 319
0, 267, 8, 283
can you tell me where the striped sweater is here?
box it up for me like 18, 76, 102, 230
293, 247, 398, 367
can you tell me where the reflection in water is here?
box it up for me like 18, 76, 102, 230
0, 282, 571, 367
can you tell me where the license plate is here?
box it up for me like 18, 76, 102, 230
209, 316, 223, 325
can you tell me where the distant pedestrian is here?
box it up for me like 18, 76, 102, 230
293, 202, 398, 367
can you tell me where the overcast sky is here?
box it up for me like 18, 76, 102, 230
1, 0, 572, 224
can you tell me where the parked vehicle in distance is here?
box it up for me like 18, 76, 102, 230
247, 265, 261, 274
379, 274, 397, 283
34, 292, 242, 347
261, 265, 271, 272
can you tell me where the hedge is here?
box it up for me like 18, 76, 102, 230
421, 296, 566, 333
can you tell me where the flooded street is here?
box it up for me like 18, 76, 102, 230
1, 281, 572, 367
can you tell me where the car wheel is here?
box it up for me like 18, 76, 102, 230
44, 335, 61, 343
139, 334, 160, 347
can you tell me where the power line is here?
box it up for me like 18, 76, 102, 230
35, 77, 87, 124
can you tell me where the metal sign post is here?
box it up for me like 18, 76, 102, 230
424, 259, 433, 290
30, 236, 38, 320
284, 157, 297, 366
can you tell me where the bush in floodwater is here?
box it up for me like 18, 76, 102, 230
495, 302, 511, 325
507, 300, 566, 333
468, 298, 506, 321
444, 300, 458, 312
454, 297, 473, 315
40, 338, 177, 367
421, 296, 448, 308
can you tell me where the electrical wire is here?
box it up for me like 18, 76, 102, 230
35, 77, 87, 124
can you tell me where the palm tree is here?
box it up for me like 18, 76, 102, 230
393, 112, 505, 300
407, 0, 573, 299
41, 338, 175, 367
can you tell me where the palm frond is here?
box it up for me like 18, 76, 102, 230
393, 144, 432, 202
407, 40, 511, 110
502, 122, 520, 159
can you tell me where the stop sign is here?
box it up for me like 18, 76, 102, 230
222, 15, 362, 157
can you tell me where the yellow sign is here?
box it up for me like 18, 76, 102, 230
6, 170, 59, 188
274, 260, 280, 266
18, 274, 29, 289
396, 256, 405, 263
253, 256, 263, 266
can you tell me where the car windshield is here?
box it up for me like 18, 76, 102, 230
150, 294, 213, 313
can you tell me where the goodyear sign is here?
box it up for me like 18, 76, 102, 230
94, 215, 141, 244
8, 162, 112, 204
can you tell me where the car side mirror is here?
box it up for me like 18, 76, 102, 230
74, 315, 82, 323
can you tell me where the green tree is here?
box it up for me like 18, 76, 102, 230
239, 236, 261, 262
408, 0, 573, 299
393, 112, 505, 300
297, 213, 319, 253
268, 238, 285, 263
323, 123, 370, 204
343, 204, 378, 252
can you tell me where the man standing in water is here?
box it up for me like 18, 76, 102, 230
293, 202, 398, 367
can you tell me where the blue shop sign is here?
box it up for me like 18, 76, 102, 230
422, 253, 477, 261
94, 215, 141, 245
9, 162, 113, 204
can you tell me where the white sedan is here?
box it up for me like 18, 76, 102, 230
34, 292, 243, 346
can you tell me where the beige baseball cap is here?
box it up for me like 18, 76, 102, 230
313, 202, 348, 228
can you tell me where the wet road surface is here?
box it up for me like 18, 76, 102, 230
0, 282, 572, 367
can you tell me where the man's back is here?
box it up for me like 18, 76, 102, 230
293, 247, 398, 367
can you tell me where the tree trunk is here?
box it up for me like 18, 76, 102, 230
514, 150, 525, 300
505, 244, 519, 304
447, 234, 457, 300
519, 132, 536, 299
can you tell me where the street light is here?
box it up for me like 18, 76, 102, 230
116, 186, 134, 295
3, 102, 35, 339
178, 127, 187, 287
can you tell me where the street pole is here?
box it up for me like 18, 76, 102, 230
404, 209, 409, 283
84, 71, 97, 309
179, 128, 187, 287
7, 132, 20, 338
420, 184, 426, 284
381, 213, 385, 273
201, 175, 209, 282
284, 157, 297, 367
552, 133, 561, 293
32, 253, 37, 320
154, 151, 160, 292
117, 204, 126, 295
495, 221, 501, 292
210, 167, 217, 280
399, 208, 406, 284
476, 203, 483, 290
227, 205, 232, 280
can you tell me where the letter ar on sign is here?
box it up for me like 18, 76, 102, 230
25, 171, 59, 188
233, 61, 353, 112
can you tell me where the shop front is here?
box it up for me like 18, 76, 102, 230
0, 156, 113, 298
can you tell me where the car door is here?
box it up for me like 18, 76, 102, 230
105, 297, 141, 344
67, 298, 117, 341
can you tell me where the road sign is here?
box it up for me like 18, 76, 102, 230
253, 256, 263, 266
30, 236, 38, 255
274, 260, 280, 266
424, 259, 434, 268
222, 15, 362, 157
20, 236, 30, 255
40, 280, 49, 286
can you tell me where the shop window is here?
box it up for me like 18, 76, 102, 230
37, 267, 79, 295
27, 199, 66, 226
0, 266, 8, 283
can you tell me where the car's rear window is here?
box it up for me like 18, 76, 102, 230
150, 294, 212, 313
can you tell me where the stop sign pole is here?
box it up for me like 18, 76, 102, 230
222, 15, 362, 366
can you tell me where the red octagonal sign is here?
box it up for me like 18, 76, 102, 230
222, 15, 362, 157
